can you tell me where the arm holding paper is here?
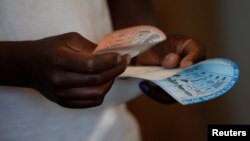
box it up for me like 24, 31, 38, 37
0, 0, 206, 108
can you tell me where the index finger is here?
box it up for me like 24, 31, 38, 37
177, 39, 206, 68
53, 50, 123, 73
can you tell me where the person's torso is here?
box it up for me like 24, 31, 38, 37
0, 0, 141, 141
0, 0, 112, 42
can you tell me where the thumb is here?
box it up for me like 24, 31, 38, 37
161, 53, 180, 68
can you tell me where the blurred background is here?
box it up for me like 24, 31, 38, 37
127, 0, 250, 140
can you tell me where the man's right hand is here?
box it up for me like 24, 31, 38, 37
0, 32, 129, 108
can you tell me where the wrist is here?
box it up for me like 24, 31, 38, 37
0, 41, 32, 87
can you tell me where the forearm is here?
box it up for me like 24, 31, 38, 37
107, 0, 157, 30
0, 41, 30, 86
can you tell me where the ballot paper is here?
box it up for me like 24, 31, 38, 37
94, 25, 239, 105
120, 66, 182, 80
94, 25, 166, 58
151, 58, 239, 105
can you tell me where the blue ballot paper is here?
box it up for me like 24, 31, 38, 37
94, 25, 239, 105
139, 58, 239, 105
119, 58, 239, 105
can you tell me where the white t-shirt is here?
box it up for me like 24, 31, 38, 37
0, 0, 141, 141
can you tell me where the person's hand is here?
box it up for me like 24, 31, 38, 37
136, 34, 206, 68
3, 32, 129, 108
135, 34, 206, 104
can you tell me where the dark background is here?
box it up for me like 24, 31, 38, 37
127, 0, 250, 141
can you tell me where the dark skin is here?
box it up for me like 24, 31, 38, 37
0, 0, 206, 108
0, 32, 129, 108
108, 0, 206, 104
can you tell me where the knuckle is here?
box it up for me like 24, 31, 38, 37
85, 59, 94, 72
48, 72, 62, 87
50, 55, 62, 66
61, 32, 83, 44
187, 37, 195, 42
95, 88, 106, 98
48, 48, 66, 66
81, 74, 102, 86
97, 73, 105, 84
66, 32, 82, 40
90, 74, 104, 85
185, 38, 197, 47
186, 37, 200, 46
187, 37, 206, 52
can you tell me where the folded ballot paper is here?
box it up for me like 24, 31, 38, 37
94, 25, 239, 105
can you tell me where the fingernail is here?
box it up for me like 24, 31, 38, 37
181, 61, 193, 68
165, 54, 174, 61
162, 53, 180, 68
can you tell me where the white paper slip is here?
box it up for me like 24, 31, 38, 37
94, 25, 166, 58
119, 66, 182, 80
149, 58, 239, 105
